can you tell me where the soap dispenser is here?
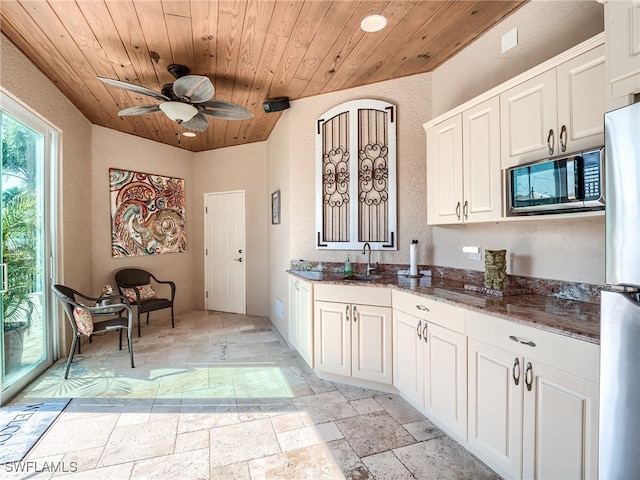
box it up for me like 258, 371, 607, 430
344, 255, 353, 275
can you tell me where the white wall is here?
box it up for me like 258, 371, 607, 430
267, 112, 292, 335
431, 0, 605, 116
1, 33, 93, 353
269, 0, 606, 287
193, 142, 269, 316
91, 126, 197, 315
1, 34, 93, 291
285, 73, 433, 268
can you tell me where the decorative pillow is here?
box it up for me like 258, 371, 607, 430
73, 307, 94, 336
136, 284, 158, 301
121, 287, 137, 302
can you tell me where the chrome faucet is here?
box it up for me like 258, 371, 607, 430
362, 242, 377, 275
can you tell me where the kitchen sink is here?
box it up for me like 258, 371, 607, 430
341, 274, 382, 282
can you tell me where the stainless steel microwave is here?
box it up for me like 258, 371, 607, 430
507, 147, 605, 216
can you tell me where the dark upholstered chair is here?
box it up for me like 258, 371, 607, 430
115, 268, 175, 337
52, 284, 134, 379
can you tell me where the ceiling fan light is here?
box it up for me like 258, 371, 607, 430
182, 131, 197, 137
159, 101, 198, 123
361, 14, 387, 33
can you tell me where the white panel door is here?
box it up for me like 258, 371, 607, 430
426, 114, 463, 224
463, 96, 502, 222
556, 45, 605, 154
314, 301, 350, 376
393, 309, 423, 406
351, 304, 392, 384
500, 69, 558, 168
522, 359, 599, 480
605, 0, 640, 110
424, 323, 468, 440
467, 339, 523, 479
298, 280, 314, 367
204, 191, 246, 314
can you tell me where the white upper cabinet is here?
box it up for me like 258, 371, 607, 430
605, 0, 640, 110
501, 44, 605, 168
500, 69, 558, 168
316, 99, 397, 250
462, 97, 503, 222
426, 96, 501, 225
426, 114, 463, 225
425, 34, 604, 224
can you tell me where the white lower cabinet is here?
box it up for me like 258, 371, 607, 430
314, 284, 392, 385
392, 291, 467, 441
467, 311, 599, 480
304, 282, 599, 480
288, 276, 313, 367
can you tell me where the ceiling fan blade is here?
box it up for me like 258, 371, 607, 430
118, 105, 162, 116
198, 100, 254, 120
173, 75, 214, 103
180, 113, 209, 132
98, 77, 170, 102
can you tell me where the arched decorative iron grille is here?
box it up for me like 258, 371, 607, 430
316, 99, 396, 250
358, 108, 389, 243
321, 112, 350, 243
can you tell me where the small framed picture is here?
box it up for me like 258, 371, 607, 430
271, 190, 281, 225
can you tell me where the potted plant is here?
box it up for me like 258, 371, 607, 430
2, 192, 37, 372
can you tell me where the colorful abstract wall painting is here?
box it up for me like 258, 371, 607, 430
110, 169, 186, 257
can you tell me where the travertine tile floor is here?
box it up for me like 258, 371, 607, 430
8, 311, 499, 479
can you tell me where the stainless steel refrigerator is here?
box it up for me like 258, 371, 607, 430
599, 101, 640, 479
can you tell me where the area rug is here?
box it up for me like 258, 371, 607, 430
0, 397, 70, 464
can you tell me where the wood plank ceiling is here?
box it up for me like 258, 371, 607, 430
0, 0, 526, 152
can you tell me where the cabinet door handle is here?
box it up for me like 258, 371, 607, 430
417, 320, 422, 339
423, 323, 428, 343
463, 200, 469, 220
455, 201, 461, 219
353, 305, 357, 322
416, 305, 430, 312
525, 362, 533, 391
346, 305, 350, 322
559, 125, 567, 152
509, 335, 536, 348
547, 128, 555, 155
513, 357, 521, 386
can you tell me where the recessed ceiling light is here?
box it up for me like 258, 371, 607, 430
182, 131, 196, 137
361, 14, 387, 33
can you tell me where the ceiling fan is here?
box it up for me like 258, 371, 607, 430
98, 64, 253, 132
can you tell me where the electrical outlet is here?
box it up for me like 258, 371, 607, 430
463, 245, 482, 260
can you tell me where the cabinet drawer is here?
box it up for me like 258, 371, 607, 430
314, 283, 391, 306
467, 310, 599, 383
392, 290, 465, 334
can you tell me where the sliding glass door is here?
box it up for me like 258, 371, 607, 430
1, 91, 56, 404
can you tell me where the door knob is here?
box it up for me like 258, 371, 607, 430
233, 258, 243, 262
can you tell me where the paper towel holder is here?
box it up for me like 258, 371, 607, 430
407, 239, 423, 278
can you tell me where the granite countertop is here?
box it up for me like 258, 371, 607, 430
288, 270, 600, 345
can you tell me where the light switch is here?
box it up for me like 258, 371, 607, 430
501, 28, 518, 53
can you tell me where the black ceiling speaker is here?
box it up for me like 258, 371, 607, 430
263, 97, 290, 113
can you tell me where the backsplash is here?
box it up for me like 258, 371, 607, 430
289, 260, 604, 304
